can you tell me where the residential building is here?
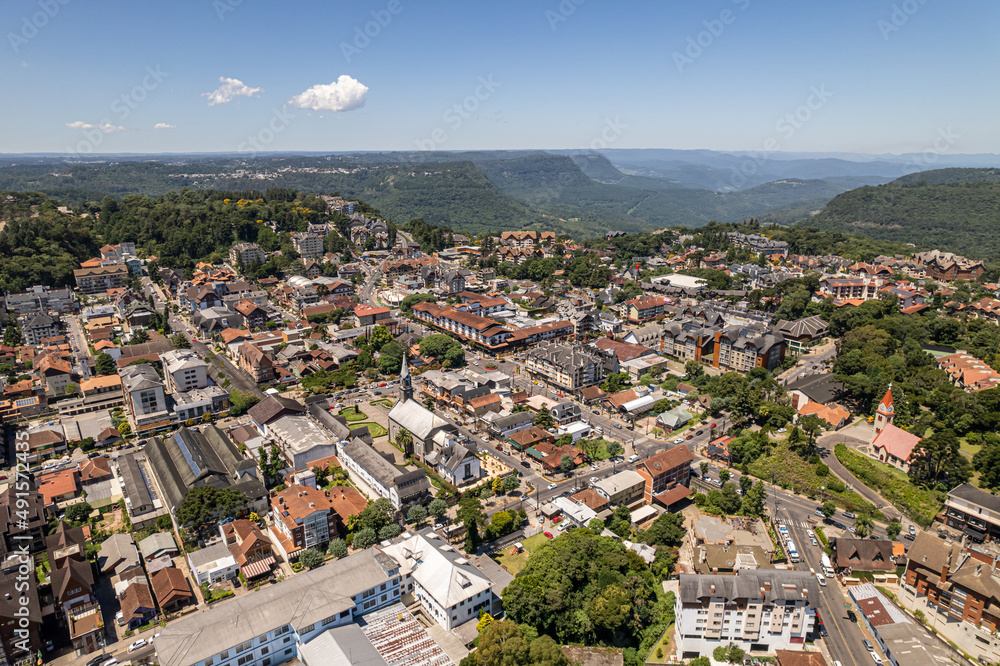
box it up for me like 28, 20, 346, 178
913, 249, 985, 282
593, 470, 646, 507
153, 548, 405, 666
0, 485, 46, 556
36, 352, 74, 397
412, 302, 511, 350
160, 348, 209, 393
193, 305, 237, 335
381, 530, 495, 630
524, 341, 615, 391
222, 518, 279, 580
943, 482, 1000, 542
900, 532, 1000, 664
270, 484, 367, 560
936, 352, 1000, 392
338, 437, 432, 511
291, 232, 325, 258
818, 277, 882, 301
354, 304, 392, 328
97, 533, 141, 577
3, 285, 76, 316
786, 374, 844, 411
119, 579, 156, 630
73, 264, 129, 294
830, 538, 897, 573
486, 411, 535, 438
636, 445, 693, 505
119, 362, 170, 433
772, 316, 830, 355
268, 414, 338, 471
675, 570, 817, 657
625, 295, 669, 323
188, 542, 240, 586
727, 232, 789, 258
230, 242, 266, 267
233, 298, 269, 330
151, 567, 195, 614
852, 582, 953, 666
238, 342, 276, 383
20, 312, 60, 346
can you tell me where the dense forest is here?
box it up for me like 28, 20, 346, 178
806, 168, 1000, 259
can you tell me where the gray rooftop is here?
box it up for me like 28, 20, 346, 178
679, 569, 818, 604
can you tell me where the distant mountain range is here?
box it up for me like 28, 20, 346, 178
805, 168, 1000, 260
0, 150, 996, 244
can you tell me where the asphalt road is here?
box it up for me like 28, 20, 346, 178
168, 314, 265, 399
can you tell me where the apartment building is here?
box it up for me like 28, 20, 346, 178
726, 232, 789, 258
900, 532, 1000, 664
676, 570, 817, 658
120, 363, 169, 433
412, 302, 511, 349
636, 445, 693, 505
818, 278, 882, 301
230, 242, 266, 267
270, 484, 366, 560
661, 316, 785, 373
291, 232, 325, 258
943, 482, 1000, 543
935, 352, 1000, 392
625, 295, 669, 323
354, 304, 392, 328
337, 438, 432, 511
3, 285, 77, 316
73, 264, 129, 295
160, 348, 209, 393
20, 312, 60, 346
523, 341, 615, 391
593, 470, 645, 507
154, 548, 404, 666
381, 531, 495, 631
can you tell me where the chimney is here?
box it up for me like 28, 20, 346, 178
940, 563, 950, 585
801, 588, 808, 599
763, 581, 772, 592
760, 586, 766, 597
710, 584, 716, 595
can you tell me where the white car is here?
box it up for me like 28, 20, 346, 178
128, 639, 148, 653
547, 483, 558, 490
590, 465, 599, 471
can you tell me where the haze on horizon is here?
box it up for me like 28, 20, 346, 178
3, 0, 998, 156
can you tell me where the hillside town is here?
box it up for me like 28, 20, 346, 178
5, 202, 1000, 666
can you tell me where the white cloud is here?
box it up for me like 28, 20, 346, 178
66, 121, 125, 133
154, 123, 175, 129
287, 75, 368, 112
203, 76, 263, 106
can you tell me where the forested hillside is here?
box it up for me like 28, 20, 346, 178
805, 168, 1000, 259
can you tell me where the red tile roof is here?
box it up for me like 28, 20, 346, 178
872, 424, 921, 462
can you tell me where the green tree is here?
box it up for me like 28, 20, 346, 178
642, 512, 685, 547
533, 405, 554, 430
797, 414, 825, 451
171, 333, 191, 349
407, 505, 428, 524
490, 510, 514, 537
854, 512, 874, 538
356, 498, 395, 534
606, 441, 623, 458
821, 501, 837, 519
739, 475, 753, 496
428, 498, 448, 520
502, 474, 520, 494
228, 389, 260, 416
3, 323, 23, 347
94, 352, 116, 376
379, 523, 401, 540
176, 486, 248, 530
65, 501, 92, 524
719, 469, 731, 485
299, 548, 324, 569
327, 538, 348, 559
739, 481, 767, 518
368, 324, 393, 352
559, 454, 575, 475
130, 328, 150, 345
353, 527, 377, 549
700, 461, 709, 476
396, 428, 413, 454
492, 476, 505, 495
886, 520, 902, 540
713, 642, 745, 665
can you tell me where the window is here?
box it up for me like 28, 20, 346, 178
340, 611, 350, 618
380, 583, 387, 591
258, 634, 267, 643
221, 652, 230, 660
263, 661, 271, 666
300, 623, 315, 634
236, 641, 253, 653
205, 660, 214, 666
283, 637, 291, 644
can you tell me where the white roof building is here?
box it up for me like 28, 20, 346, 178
553, 495, 598, 527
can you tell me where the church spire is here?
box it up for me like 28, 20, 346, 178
400, 353, 413, 402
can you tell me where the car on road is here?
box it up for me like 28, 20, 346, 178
589, 476, 599, 485
87, 656, 108, 666
847, 609, 857, 622
627, 454, 640, 463
129, 639, 148, 653
844, 511, 857, 519
378, 382, 386, 387
373, 391, 381, 395
590, 465, 599, 471
868, 651, 882, 665
848, 526, 857, 534
696, 430, 703, 435
686, 434, 693, 440
544, 531, 553, 539
521, 461, 530, 468
711, 422, 717, 428
614, 423, 622, 429
815, 509, 825, 517
547, 483, 558, 490
862, 639, 874, 652
909, 524, 917, 537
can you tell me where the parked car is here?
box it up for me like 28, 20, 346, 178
909, 524, 917, 536
848, 526, 857, 534
128, 639, 148, 653
544, 531, 554, 539
844, 511, 857, 519
590, 465, 599, 471
589, 476, 599, 485
814, 509, 825, 518
862, 639, 874, 652
547, 483, 558, 490
847, 609, 857, 623
627, 454, 640, 463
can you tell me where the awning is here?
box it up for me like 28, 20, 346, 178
964, 526, 987, 542
242, 556, 275, 579
654, 485, 692, 508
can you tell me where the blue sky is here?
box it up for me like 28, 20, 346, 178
3, 0, 998, 154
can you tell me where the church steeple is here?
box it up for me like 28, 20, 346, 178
874, 384, 894, 434
400, 354, 413, 402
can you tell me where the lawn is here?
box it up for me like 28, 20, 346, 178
490, 532, 550, 576
371, 399, 395, 409
579, 438, 622, 461
355, 422, 387, 437
645, 624, 674, 665
339, 408, 369, 422
834, 444, 944, 527
748, 440, 877, 514
959, 438, 982, 458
